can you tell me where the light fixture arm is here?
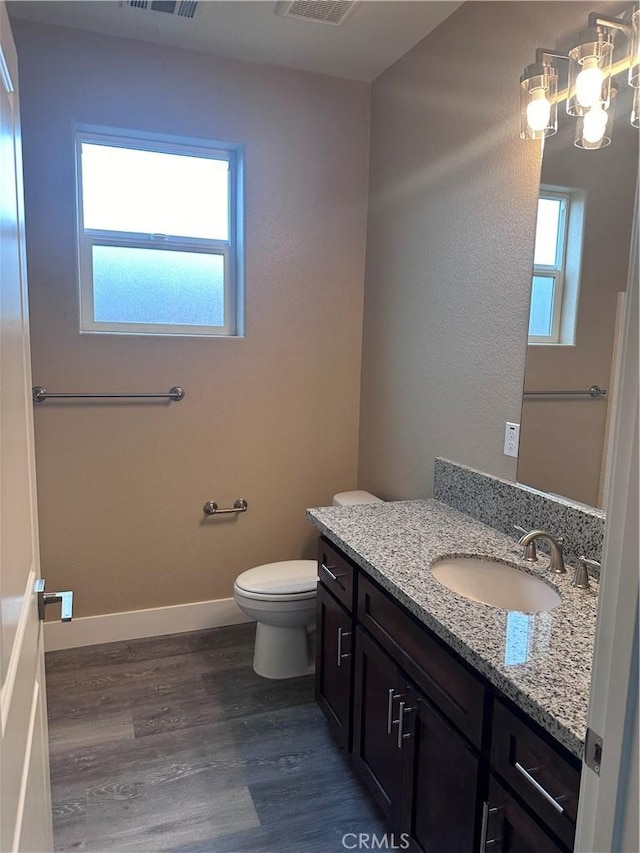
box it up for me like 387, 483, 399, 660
535, 48, 570, 65
587, 12, 631, 36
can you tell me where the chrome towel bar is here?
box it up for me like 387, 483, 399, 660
523, 385, 606, 399
32, 386, 185, 403
203, 498, 248, 516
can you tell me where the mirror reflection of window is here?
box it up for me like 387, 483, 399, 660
504, 611, 531, 666
528, 187, 585, 346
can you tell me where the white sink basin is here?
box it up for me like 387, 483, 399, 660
431, 557, 561, 612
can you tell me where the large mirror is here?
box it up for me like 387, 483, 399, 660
517, 82, 638, 509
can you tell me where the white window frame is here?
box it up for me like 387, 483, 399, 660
528, 190, 570, 345
75, 127, 242, 337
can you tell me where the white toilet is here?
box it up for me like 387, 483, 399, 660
233, 490, 383, 679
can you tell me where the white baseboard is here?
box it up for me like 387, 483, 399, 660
44, 597, 253, 652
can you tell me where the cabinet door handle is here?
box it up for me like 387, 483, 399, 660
479, 802, 501, 850
387, 688, 400, 734
336, 627, 351, 667
514, 762, 565, 814
396, 701, 415, 748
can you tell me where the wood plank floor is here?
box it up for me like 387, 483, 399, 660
46, 623, 386, 853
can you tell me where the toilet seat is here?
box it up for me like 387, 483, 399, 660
234, 560, 317, 602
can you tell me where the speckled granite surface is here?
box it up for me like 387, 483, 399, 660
307, 499, 598, 759
434, 458, 605, 578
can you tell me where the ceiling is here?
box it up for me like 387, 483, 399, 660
7, 0, 463, 82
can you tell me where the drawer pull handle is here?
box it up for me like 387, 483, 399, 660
321, 563, 345, 587
515, 762, 565, 814
336, 627, 351, 667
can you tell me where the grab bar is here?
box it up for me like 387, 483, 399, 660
203, 498, 248, 516
33, 386, 185, 403
523, 385, 606, 399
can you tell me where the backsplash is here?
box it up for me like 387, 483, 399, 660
433, 458, 605, 577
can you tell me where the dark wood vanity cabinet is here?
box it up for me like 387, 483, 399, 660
484, 777, 566, 853
315, 581, 354, 749
399, 681, 480, 852
352, 627, 406, 824
491, 700, 580, 850
314, 536, 580, 853
352, 626, 479, 849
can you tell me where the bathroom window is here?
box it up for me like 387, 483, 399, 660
528, 188, 584, 346
76, 128, 243, 336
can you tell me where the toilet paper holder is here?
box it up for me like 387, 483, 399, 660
203, 498, 248, 516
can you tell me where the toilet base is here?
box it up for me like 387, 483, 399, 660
253, 622, 314, 679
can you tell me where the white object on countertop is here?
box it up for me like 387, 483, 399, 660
333, 490, 384, 506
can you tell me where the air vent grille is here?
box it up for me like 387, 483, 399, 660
274, 1, 357, 26
125, 0, 198, 18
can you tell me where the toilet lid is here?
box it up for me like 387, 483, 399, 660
235, 560, 317, 595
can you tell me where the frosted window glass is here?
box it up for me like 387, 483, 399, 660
529, 275, 555, 337
81, 144, 229, 240
92, 246, 224, 327
533, 198, 562, 266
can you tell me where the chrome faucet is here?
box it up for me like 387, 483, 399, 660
517, 529, 566, 574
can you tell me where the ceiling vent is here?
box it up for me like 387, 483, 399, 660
274, 1, 357, 26
125, 1, 198, 19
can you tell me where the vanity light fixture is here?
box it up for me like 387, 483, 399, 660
520, 48, 568, 139
566, 17, 617, 116
574, 84, 617, 149
520, 56, 560, 139
520, 6, 639, 147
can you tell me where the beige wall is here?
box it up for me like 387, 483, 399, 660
357, 1, 622, 501
517, 110, 638, 507
12, 20, 370, 618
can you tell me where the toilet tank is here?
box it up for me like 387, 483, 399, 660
332, 490, 383, 506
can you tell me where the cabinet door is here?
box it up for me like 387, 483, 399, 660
352, 627, 405, 824
482, 776, 567, 853
400, 686, 480, 853
315, 582, 354, 749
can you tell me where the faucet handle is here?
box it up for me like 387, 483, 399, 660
572, 556, 598, 590
573, 556, 600, 590
514, 526, 538, 562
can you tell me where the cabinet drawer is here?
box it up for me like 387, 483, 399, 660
357, 573, 485, 748
486, 775, 567, 853
317, 537, 356, 612
491, 699, 580, 850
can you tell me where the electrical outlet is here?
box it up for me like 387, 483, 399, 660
504, 422, 520, 458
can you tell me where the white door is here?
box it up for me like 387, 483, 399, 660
575, 199, 639, 850
0, 4, 54, 851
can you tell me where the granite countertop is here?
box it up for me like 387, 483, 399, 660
307, 499, 599, 759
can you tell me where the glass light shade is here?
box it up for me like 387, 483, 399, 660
632, 86, 640, 128
630, 9, 640, 88
574, 100, 614, 149
567, 30, 614, 116
520, 63, 558, 140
